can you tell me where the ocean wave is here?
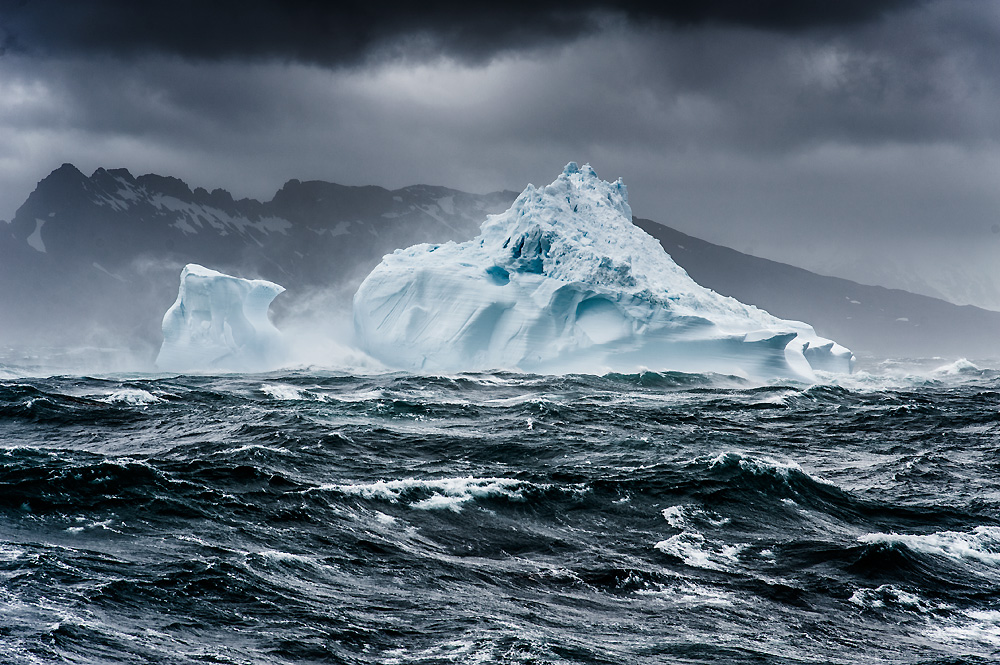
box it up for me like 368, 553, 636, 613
634, 580, 737, 607
3, 365, 1000, 663
656, 504, 744, 572
661, 504, 730, 530
928, 608, 1000, 648
654, 532, 746, 571
814, 357, 1000, 393
0, 455, 182, 515
259, 383, 320, 401
0, 383, 151, 425
858, 526, 1000, 564
848, 584, 943, 613
258, 382, 383, 403
601, 370, 745, 390
99, 388, 161, 406
932, 358, 984, 377
702, 451, 836, 487
65, 517, 126, 535
482, 393, 563, 408
318, 476, 540, 512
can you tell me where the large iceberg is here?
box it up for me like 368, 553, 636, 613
157, 264, 286, 372
353, 163, 853, 381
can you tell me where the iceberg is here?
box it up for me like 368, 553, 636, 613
353, 163, 853, 381
156, 264, 286, 372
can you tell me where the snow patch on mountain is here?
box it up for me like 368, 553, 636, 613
27, 219, 46, 253
149, 194, 291, 238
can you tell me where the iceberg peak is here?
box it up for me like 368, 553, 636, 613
561, 161, 599, 179
353, 165, 853, 381
481, 163, 635, 286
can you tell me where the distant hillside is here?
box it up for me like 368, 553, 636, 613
635, 218, 1000, 360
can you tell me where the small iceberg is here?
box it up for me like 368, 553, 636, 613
156, 264, 286, 372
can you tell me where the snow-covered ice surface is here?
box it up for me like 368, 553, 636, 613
354, 163, 854, 381
156, 264, 286, 372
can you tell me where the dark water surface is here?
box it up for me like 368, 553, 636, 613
1, 360, 1000, 664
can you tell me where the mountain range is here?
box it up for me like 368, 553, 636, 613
2, 164, 998, 363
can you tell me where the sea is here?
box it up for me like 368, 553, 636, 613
1, 352, 1000, 664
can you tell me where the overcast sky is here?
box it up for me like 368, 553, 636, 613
2, 0, 1000, 306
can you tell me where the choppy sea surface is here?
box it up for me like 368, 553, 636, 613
2, 354, 1000, 664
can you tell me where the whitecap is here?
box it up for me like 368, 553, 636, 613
703, 451, 836, 487
849, 584, 941, 612
255, 549, 316, 565
654, 532, 746, 571
932, 358, 982, 376
321, 476, 536, 512
661, 505, 687, 529
373, 511, 396, 525
858, 526, 1000, 564
636, 581, 736, 607
260, 383, 316, 401
927, 608, 1000, 648
661, 504, 729, 529
0, 543, 25, 563
101, 388, 160, 405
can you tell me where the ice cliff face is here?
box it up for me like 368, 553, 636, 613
353, 163, 854, 381
157, 264, 286, 372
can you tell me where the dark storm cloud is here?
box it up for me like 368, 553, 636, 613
0, 0, 918, 65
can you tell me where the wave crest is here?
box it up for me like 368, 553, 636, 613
319, 476, 542, 512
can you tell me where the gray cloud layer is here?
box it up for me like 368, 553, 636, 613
1, 0, 999, 308
1, 0, 916, 65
